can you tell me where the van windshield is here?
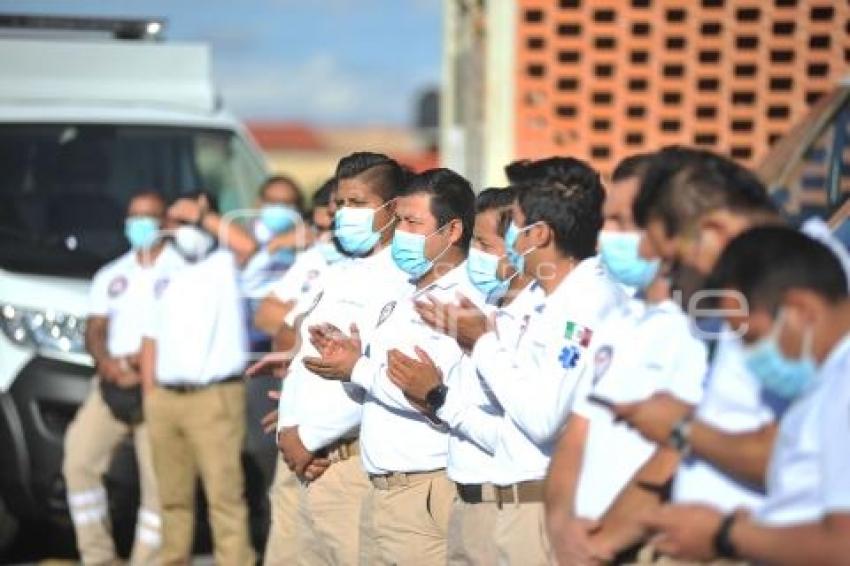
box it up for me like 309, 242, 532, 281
0, 124, 266, 277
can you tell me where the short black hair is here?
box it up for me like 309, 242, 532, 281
709, 226, 848, 312
335, 152, 407, 202
611, 152, 654, 183
633, 146, 777, 235
260, 175, 304, 212
517, 159, 605, 260
129, 189, 166, 209
475, 187, 516, 236
404, 168, 476, 251
506, 156, 598, 186
312, 177, 336, 208
505, 160, 534, 184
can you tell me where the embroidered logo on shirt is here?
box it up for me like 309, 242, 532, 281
559, 345, 581, 369
108, 276, 128, 298
593, 345, 614, 385
377, 301, 396, 327
564, 321, 593, 347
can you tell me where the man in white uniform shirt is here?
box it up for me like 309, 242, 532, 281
140, 191, 257, 565
308, 168, 483, 564
412, 162, 627, 564
544, 154, 707, 566
64, 191, 184, 565
640, 227, 850, 565
387, 186, 542, 564
270, 153, 412, 564
252, 177, 350, 566
572, 148, 784, 560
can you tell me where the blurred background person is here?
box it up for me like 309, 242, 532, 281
241, 175, 307, 353
140, 191, 256, 565
63, 190, 184, 566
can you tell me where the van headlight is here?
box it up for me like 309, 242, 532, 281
0, 304, 86, 354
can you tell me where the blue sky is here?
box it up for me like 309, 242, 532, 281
0, 0, 442, 125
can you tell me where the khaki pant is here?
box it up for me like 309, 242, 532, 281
296, 456, 371, 565
263, 457, 300, 565
145, 383, 255, 566
447, 499, 499, 566
492, 502, 553, 566
359, 470, 454, 566
63, 383, 160, 566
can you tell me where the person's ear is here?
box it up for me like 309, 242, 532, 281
530, 222, 553, 248
446, 219, 463, 247
783, 289, 825, 328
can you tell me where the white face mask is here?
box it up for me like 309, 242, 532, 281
173, 225, 215, 261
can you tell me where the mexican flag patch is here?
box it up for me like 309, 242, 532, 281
564, 321, 593, 347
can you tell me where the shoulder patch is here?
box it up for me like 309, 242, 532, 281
377, 300, 396, 327
108, 275, 128, 298
564, 321, 593, 347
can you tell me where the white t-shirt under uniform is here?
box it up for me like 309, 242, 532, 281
88, 245, 185, 357
572, 299, 707, 520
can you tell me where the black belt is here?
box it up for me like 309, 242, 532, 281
160, 374, 242, 393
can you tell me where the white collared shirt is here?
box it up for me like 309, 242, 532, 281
470, 256, 627, 485
89, 245, 185, 358
270, 244, 350, 327
438, 282, 545, 484
757, 333, 850, 525
144, 249, 247, 385
276, 247, 413, 451
672, 326, 773, 511
351, 262, 487, 475
572, 299, 707, 520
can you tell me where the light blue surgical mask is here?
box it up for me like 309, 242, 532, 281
743, 310, 817, 399
317, 240, 346, 265
391, 226, 452, 279
504, 221, 537, 274
598, 231, 660, 289
334, 202, 393, 256
125, 216, 159, 250
260, 204, 299, 234
467, 247, 510, 301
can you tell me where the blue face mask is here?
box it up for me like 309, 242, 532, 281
598, 231, 660, 289
125, 216, 159, 250
334, 204, 391, 256
260, 204, 299, 234
743, 311, 817, 399
317, 240, 346, 264
504, 221, 537, 274
391, 227, 451, 279
272, 248, 296, 266
467, 247, 509, 301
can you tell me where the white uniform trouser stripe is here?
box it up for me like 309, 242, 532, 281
138, 508, 161, 529
71, 506, 108, 526
136, 525, 162, 547
68, 487, 107, 508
